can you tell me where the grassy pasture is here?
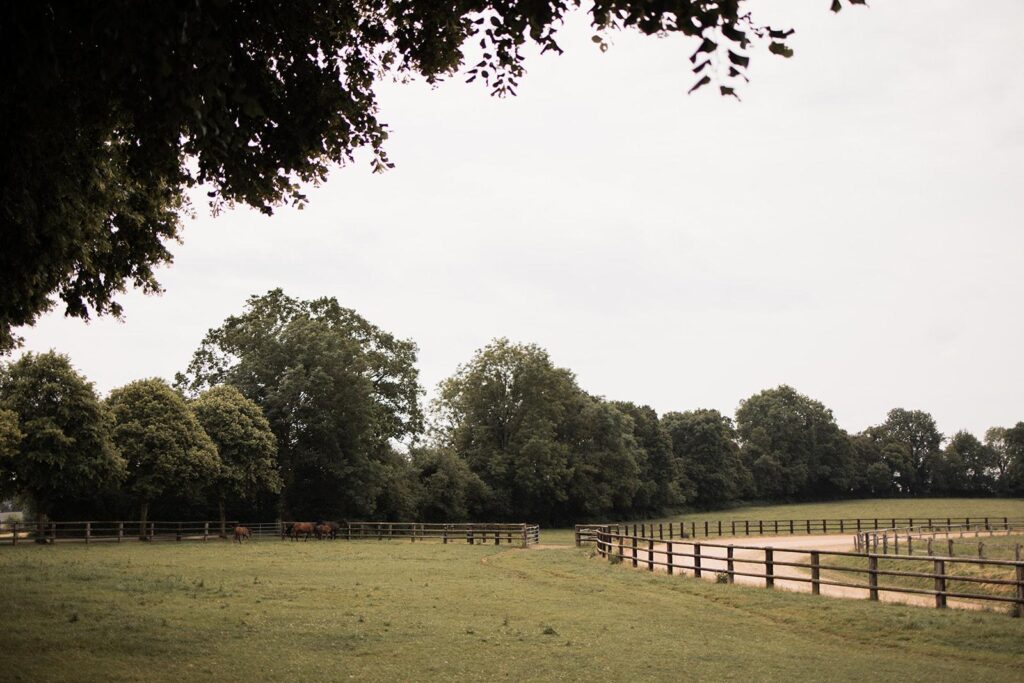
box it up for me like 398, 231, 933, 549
544, 498, 1024, 546
1, 539, 1024, 682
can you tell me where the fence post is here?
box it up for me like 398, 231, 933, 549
758, 520, 763, 535
690, 522, 696, 538
694, 543, 702, 578
117, 522, 123, 543
868, 555, 879, 600
50, 522, 56, 543
805, 520, 810, 534
790, 520, 794, 534
810, 551, 820, 595
765, 547, 774, 588
731, 521, 736, 536
85, 522, 91, 544
149, 522, 154, 540
632, 535, 638, 568
203, 522, 209, 542
934, 558, 947, 608
745, 520, 750, 536
907, 535, 913, 556
717, 520, 722, 537
947, 539, 954, 556
1014, 560, 1024, 618
667, 542, 674, 575
774, 520, 779, 534
704, 521, 709, 537
647, 539, 655, 571
856, 519, 861, 532
619, 533, 624, 560
839, 519, 844, 533
11, 522, 16, 546
659, 523, 664, 540
978, 542, 984, 559
726, 545, 734, 583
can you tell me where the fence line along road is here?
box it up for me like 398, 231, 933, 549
575, 517, 1024, 546
0, 520, 542, 547
584, 524, 1024, 617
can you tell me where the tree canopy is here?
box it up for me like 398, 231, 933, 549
177, 289, 422, 519
106, 378, 220, 531
0, 352, 125, 524
192, 385, 281, 532
735, 385, 851, 500
0, 0, 868, 352
662, 409, 748, 508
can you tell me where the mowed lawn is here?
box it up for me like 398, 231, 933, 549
1, 539, 1023, 682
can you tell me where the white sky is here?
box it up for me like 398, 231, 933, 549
16, 0, 1024, 439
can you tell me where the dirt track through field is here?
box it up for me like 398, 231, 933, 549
622, 534, 984, 611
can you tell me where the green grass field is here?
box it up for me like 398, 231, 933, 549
2, 537, 1024, 682
544, 498, 1024, 546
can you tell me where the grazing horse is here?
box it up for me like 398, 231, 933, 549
233, 526, 251, 543
289, 522, 315, 541
315, 523, 332, 540
326, 520, 342, 540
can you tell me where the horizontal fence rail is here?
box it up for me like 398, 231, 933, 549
854, 522, 1024, 558
0, 520, 541, 547
576, 517, 1024, 544
590, 526, 1024, 617
306, 521, 541, 547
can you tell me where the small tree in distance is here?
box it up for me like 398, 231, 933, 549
107, 379, 220, 538
192, 385, 281, 536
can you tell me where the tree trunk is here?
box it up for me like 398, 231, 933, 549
219, 498, 227, 539
36, 510, 46, 540
139, 501, 149, 540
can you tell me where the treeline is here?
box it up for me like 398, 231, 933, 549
2, 290, 1023, 527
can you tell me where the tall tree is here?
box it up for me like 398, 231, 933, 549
999, 422, 1024, 496
613, 402, 687, 513
1, 1, 865, 351
869, 408, 944, 495
435, 339, 642, 523
0, 352, 125, 533
735, 386, 852, 500
847, 433, 894, 498
411, 447, 491, 523
662, 409, 749, 509
192, 385, 281, 536
107, 378, 220, 537
177, 289, 423, 519
932, 431, 997, 496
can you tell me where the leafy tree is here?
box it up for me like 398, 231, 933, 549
0, 410, 21, 465
661, 409, 748, 509
107, 378, 220, 536
192, 385, 281, 536
847, 433, 893, 497
932, 431, 997, 496
869, 408, 943, 495
1000, 422, 1024, 496
177, 289, 423, 519
612, 402, 687, 513
0, 352, 125, 532
435, 339, 642, 523
1, 1, 866, 351
735, 386, 853, 500
565, 400, 644, 520
411, 447, 491, 522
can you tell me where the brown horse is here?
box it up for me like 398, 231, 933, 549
233, 526, 251, 543
290, 522, 315, 541
315, 523, 332, 540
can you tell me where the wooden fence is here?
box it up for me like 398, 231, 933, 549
591, 527, 1024, 617
0, 520, 541, 547
855, 522, 1024, 558
576, 517, 1024, 545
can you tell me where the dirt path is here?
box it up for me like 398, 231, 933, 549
618, 534, 984, 611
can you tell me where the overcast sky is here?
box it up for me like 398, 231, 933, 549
16, 0, 1024, 439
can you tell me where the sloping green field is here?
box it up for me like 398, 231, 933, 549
1, 538, 1022, 682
